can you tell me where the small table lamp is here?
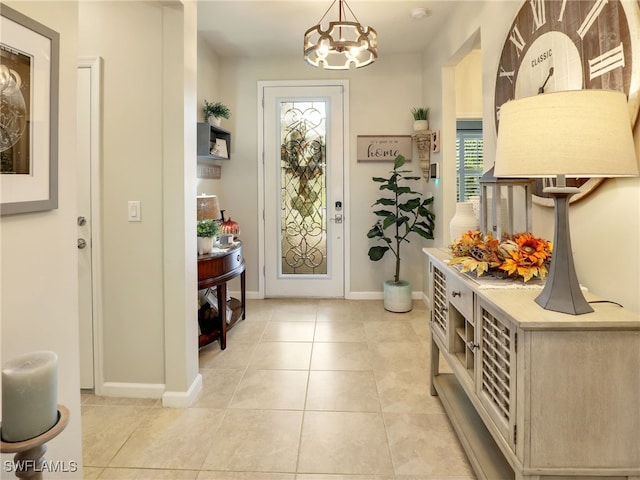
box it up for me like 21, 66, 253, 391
494, 90, 638, 315
197, 194, 222, 221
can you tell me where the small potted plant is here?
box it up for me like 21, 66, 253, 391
411, 107, 429, 131
367, 154, 436, 312
203, 100, 231, 126
197, 219, 220, 255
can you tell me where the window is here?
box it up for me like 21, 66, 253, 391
456, 120, 483, 202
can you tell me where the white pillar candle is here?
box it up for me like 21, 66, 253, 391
1, 351, 58, 442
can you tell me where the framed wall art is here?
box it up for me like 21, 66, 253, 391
357, 135, 412, 162
1, 5, 59, 215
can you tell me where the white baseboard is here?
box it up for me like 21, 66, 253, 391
346, 291, 382, 300
229, 290, 262, 300
162, 373, 202, 408
242, 290, 425, 301
99, 374, 203, 408
346, 291, 424, 300
101, 382, 165, 399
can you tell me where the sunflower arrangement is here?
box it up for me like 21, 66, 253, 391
450, 230, 553, 282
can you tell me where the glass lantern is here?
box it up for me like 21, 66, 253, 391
479, 167, 533, 239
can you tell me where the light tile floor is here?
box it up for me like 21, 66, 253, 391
81, 299, 475, 480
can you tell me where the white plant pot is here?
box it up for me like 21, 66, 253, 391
383, 280, 413, 313
197, 236, 214, 255
209, 116, 222, 127
413, 119, 429, 131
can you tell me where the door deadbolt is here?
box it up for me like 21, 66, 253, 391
77, 216, 86, 226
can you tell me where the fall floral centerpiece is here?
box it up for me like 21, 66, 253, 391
450, 230, 553, 282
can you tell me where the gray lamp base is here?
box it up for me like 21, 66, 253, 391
535, 187, 593, 315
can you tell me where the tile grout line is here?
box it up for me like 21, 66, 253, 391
293, 308, 318, 476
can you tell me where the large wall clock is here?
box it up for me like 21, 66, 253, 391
494, 0, 640, 206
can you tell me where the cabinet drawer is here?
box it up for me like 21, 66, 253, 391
447, 271, 473, 319
223, 246, 243, 271
198, 245, 243, 282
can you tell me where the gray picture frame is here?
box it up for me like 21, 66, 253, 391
0, 4, 59, 215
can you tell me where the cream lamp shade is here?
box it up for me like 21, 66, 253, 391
494, 90, 638, 179
493, 89, 638, 315
197, 194, 221, 221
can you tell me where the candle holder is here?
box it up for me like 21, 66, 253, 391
1, 405, 69, 480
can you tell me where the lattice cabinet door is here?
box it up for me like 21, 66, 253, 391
430, 261, 448, 346
476, 298, 517, 451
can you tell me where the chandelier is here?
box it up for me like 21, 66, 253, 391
303, 0, 378, 70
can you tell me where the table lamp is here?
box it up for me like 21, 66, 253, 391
197, 194, 221, 222
494, 90, 638, 315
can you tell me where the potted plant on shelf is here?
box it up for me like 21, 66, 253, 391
411, 107, 429, 131
202, 100, 231, 126
367, 154, 436, 312
197, 219, 220, 255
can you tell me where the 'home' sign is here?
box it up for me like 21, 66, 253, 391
357, 135, 412, 162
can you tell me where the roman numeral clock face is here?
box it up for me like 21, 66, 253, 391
494, 0, 640, 206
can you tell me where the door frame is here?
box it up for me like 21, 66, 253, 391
257, 80, 351, 298
78, 56, 104, 393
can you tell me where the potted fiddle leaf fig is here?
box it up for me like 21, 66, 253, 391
367, 154, 436, 312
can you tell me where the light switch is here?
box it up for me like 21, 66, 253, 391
128, 201, 141, 222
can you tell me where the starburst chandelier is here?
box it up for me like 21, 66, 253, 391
303, 0, 378, 70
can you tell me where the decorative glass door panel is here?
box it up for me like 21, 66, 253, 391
263, 84, 345, 297
279, 101, 327, 276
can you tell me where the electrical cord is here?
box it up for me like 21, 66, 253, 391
588, 300, 624, 308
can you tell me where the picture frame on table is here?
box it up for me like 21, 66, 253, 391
213, 138, 228, 159
1, 5, 59, 215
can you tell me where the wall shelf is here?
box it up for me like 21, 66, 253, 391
197, 122, 231, 161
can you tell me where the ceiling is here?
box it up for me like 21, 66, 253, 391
197, 1, 461, 59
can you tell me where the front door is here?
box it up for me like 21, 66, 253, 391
262, 83, 347, 297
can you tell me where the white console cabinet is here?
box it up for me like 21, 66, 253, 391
424, 248, 640, 480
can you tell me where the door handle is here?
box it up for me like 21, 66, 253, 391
78, 238, 87, 249
331, 214, 343, 224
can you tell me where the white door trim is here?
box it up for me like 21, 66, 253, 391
78, 56, 104, 394
257, 80, 351, 299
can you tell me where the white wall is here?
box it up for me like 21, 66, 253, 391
1, 1, 83, 476
77, 1, 199, 400
197, 52, 432, 296
161, 1, 200, 404
455, 49, 482, 119
421, 1, 640, 313
197, 36, 222, 127
78, 1, 165, 386
196, 38, 224, 198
